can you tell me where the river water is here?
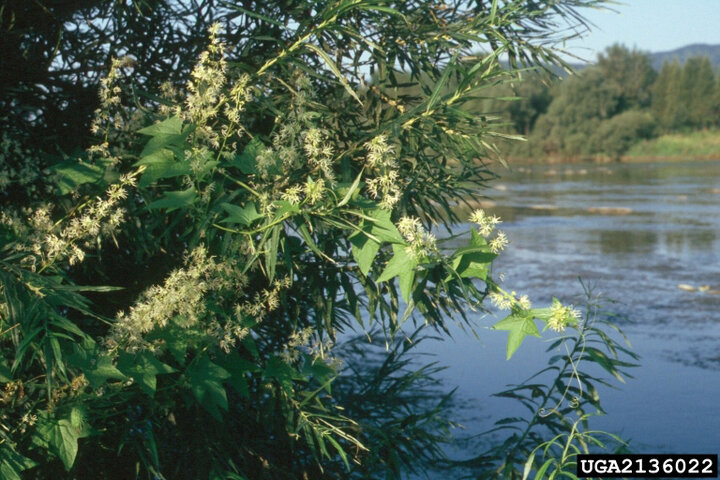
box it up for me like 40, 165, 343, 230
427, 161, 720, 461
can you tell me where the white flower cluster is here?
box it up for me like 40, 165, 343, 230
108, 246, 245, 352
364, 135, 402, 209
303, 128, 335, 181
280, 326, 336, 365
91, 56, 135, 134
230, 73, 336, 211
469, 209, 508, 253
6, 172, 139, 271
397, 216, 438, 260
547, 299, 581, 332
184, 25, 227, 130
237, 276, 291, 323
489, 290, 532, 311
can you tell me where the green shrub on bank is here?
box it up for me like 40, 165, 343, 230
626, 129, 720, 158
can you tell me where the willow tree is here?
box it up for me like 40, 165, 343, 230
0, 1, 635, 479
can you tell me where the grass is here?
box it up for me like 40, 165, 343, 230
625, 129, 720, 159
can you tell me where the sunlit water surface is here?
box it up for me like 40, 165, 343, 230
422, 161, 720, 463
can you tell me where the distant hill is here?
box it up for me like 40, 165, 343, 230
500, 43, 720, 76
649, 43, 720, 70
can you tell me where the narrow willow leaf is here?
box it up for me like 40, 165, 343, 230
535, 458, 555, 479
426, 50, 459, 114
265, 224, 281, 282
522, 450, 537, 480
305, 43, 362, 105
489, 0, 499, 24
0, 446, 37, 480
337, 168, 364, 207
298, 222, 335, 263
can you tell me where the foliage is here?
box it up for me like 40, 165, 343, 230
625, 129, 720, 158
489, 44, 720, 161
590, 110, 656, 159
457, 286, 638, 479
0, 1, 633, 479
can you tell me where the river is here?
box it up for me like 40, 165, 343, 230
427, 160, 720, 463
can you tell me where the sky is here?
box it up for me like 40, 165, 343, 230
561, 0, 720, 62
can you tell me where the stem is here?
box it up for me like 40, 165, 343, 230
501, 318, 590, 471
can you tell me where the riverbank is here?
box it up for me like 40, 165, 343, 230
497, 129, 720, 166
625, 129, 720, 158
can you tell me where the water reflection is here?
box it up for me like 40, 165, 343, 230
597, 229, 659, 254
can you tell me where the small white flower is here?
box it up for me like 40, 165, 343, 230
489, 230, 508, 253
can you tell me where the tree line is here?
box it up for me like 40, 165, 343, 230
492, 45, 720, 160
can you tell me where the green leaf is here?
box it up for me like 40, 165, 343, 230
263, 356, 297, 394
337, 168, 364, 207
53, 160, 106, 194
302, 356, 336, 388
377, 244, 417, 302
117, 351, 176, 397
148, 187, 196, 211
67, 340, 126, 389
140, 133, 187, 158
522, 450, 537, 480
377, 243, 415, 283
535, 458, 555, 480
398, 266, 415, 304
214, 350, 256, 398
350, 234, 381, 276
273, 200, 301, 217
152, 327, 190, 365
220, 202, 263, 226
426, 50, 459, 113
229, 137, 264, 174
470, 228, 490, 248
489, 0, 499, 24
0, 357, 12, 382
452, 249, 494, 280
298, 222, 334, 262
50, 420, 78, 470
69, 407, 91, 439
185, 355, 231, 420
265, 224, 281, 282
137, 115, 184, 136
34, 415, 78, 471
135, 148, 191, 187
493, 311, 541, 360
0, 445, 37, 480
305, 43, 362, 105
366, 208, 404, 243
